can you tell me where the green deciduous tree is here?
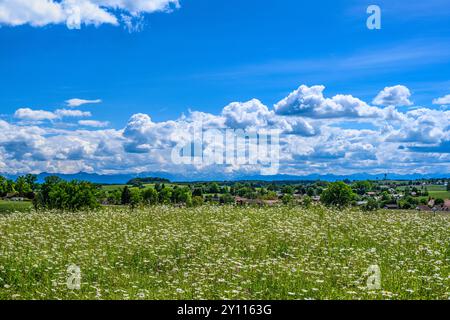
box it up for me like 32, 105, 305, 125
142, 188, 159, 206
321, 182, 355, 208
33, 177, 99, 211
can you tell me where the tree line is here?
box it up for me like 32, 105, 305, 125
1, 175, 448, 212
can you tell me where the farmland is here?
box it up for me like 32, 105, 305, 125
0, 205, 448, 300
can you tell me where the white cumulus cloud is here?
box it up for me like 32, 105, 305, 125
373, 85, 413, 107
0, 0, 179, 29
78, 119, 109, 127
433, 94, 450, 105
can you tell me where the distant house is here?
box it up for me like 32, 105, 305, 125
10, 197, 25, 202
312, 196, 321, 202
235, 196, 279, 206
384, 204, 399, 210
3, 193, 25, 201
444, 200, 450, 209
366, 192, 377, 196
356, 201, 368, 206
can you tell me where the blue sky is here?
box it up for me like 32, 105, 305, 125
0, 0, 449, 178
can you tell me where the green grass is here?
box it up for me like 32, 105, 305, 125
0, 200, 32, 214
0, 206, 449, 300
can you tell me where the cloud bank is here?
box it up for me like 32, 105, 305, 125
1, 84, 449, 178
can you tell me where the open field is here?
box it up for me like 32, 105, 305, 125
0, 200, 33, 214
0, 206, 449, 300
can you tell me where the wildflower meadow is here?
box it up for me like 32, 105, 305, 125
0, 206, 448, 300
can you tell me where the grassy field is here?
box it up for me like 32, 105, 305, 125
0, 200, 33, 214
0, 206, 449, 300
426, 185, 450, 200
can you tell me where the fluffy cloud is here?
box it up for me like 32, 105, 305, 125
14, 107, 91, 121
66, 98, 102, 107
274, 85, 381, 119
55, 109, 92, 118
2, 84, 450, 177
0, 0, 179, 29
14, 108, 58, 121
373, 85, 413, 107
433, 94, 450, 105
78, 120, 109, 127
222, 99, 273, 129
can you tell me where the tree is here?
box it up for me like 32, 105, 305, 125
6, 179, 16, 194
353, 181, 373, 195
129, 189, 142, 209
121, 186, 131, 205
208, 182, 221, 194
142, 188, 158, 206
33, 177, 99, 211
158, 187, 172, 204
171, 187, 193, 206
281, 194, 294, 205
15, 176, 31, 197
282, 186, 294, 195
306, 187, 315, 197
192, 196, 204, 207
192, 188, 203, 197
24, 174, 38, 192
321, 182, 355, 208
220, 193, 235, 204
0, 176, 7, 196
302, 195, 312, 208
362, 198, 379, 212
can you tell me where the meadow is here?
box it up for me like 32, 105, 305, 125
0, 200, 32, 214
0, 205, 448, 300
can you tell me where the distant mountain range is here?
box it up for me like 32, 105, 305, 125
1, 172, 449, 184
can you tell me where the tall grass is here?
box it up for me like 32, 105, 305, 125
0, 205, 448, 300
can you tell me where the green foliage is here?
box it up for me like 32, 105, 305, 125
434, 198, 445, 206
220, 193, 235, 205
192, 196, 204, 207
121, 186, 132, 205
15, 176, 31, 197
0, 176, 6, 197
399, 196, 419, 209
158, 187, 172, 204
281, 186, 294, 195
33, 177, 100, 211
142, 188, 158, 206
321, 182, 355, 208
129, 189, 142, 209
353, 180, 373, 195
171, 187, 193, 207
302, 195, 312, 208
281, 194, 294, 205
127, 177, 170, 185
362, 197, 379, 212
